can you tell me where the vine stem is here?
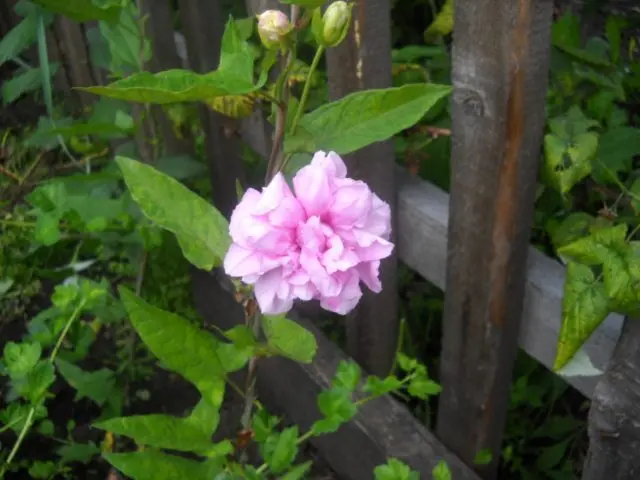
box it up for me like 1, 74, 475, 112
0, 300, 86, 478
279, 45, 325, 175
239, 303, 261, 464
289, 46, 325, 136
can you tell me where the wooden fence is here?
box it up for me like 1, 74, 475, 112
3, 0, 638, 478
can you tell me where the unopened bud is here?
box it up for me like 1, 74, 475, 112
319, 1, 352, 47
257, 10, 292, 50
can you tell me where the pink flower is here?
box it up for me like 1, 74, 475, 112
224, 151, 393, 315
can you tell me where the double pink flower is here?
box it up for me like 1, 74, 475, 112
223, 151, 393, 315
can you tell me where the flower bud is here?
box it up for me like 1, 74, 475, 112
319, 1, 352, 47
257, 10, 292, 50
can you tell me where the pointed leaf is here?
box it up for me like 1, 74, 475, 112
95, 414, 217, 455
32, 0, 124, 23
104, 451, 215, 480
55, 358, 116, 406
285, 84, 452, 155
116, 156, 229, 270
118, 287, 226, 405
82, 18, 259, 104
262, 315, 317, 363
0, 15, 38, 69
553, 262, 610, 370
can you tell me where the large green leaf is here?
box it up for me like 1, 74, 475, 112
104, 451, 216, 480
543, 132, 598, 194
115, 156, 230, 270
262, 315, 317, 364
81, 17, 260, 104
558, 226, 640, 314
0, 15, 38, 69
118, 287, 226, 406
2, 63, 59, 104
595, 127, 640, 175
55, 358, 116, 406
95, 414, 217, 455
553, 262, 610, 370
285, 83, 452, 155
31, 0, 124, 23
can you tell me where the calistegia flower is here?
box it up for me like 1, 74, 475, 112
224, 151, 393, 315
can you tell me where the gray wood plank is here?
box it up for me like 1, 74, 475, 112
581, 317, 640, 480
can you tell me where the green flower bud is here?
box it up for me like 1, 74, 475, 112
257, 10, 292, 50
318, 1, 352, 48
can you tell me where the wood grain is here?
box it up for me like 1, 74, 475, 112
435, 1, 555, 476
325, 0, 399, 377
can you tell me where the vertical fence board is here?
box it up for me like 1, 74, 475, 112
325, 0, 399, 377
582, 318, 640, 480
53, 16, 97, 111
435, 0, 553, 477
137, 0, 192, 157
178, 0, 245, 217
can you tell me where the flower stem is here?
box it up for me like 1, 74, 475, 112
289, 45, 325, 137
239, 302, 262, 463
0, 300, 86, 478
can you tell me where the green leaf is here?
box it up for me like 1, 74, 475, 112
82, 18, 259, 104
558, 225, 640, 313
262, 315, 317, 364
3, 342, 41, 379
186, 398, 223, 437
407, 377, 441, 399
0, 14, 38, 69
432, 460, 452, 480
17, 361, 55, 404
104, 450, 214, 480
28, 461, 57, 479
333, 360, 361, 392
118, 287, 226, 406
474, 448, 493, 465
595, 127, 640, 175
281, 462, 313, 480
2, 63, 59, 104
285, 84, 452, 155
362, 376, 404, 397
34, 212, 61, 246
31, 0, 124, 23
55, 358, 116, 406
262, 426, 299, 474
544, 132, 598, 194
56, 441, 100, 464
547, 213, 595, 249
553, 262, 610, 370
115, 156, 230, 270
311, 388, 357, 435
374, 458, 420, 480
95, 414, 217, 455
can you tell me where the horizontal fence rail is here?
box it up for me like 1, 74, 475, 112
396, 168, 624, 398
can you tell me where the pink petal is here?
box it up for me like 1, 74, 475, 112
311, 150, 347, 178
353, 230, 394, 262
223, 244, 262, 277
293, 165, 333, 217
357, 260, 382, 292
255, 268, 294, 315
364, 194, 392, 239
320, 271, 362, 315
329, 179, 373, 227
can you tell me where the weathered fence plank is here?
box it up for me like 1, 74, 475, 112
325, 0, 399, 377
582, 318, 640, 480
177, 0, 245, 217
53, 17, 97, 111
435, 0, 555, 476
191, 268, 481, 480
137, 0, 192, 158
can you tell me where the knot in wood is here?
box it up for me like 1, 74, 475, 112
453, 88, 485, 117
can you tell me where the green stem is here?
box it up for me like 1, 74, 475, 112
0, 301, 86, 478
390, 318, 407, 375
289, 46, 325, 137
